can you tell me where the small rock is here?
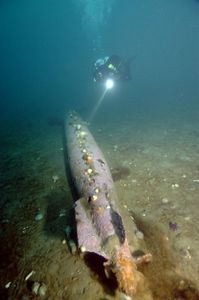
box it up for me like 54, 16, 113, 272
135, 230, 144, 240
5, 282, 11, 288
162, 197, 169, 204
32, 282, 40, 295
171, 183, 179, 188
32, 282, 47, 297
52, 175, 59, 183
35, 212, 44, 221
38, 283, 47, 296
80, 245, 86, 253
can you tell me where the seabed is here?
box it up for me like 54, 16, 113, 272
1, 105, 199, 300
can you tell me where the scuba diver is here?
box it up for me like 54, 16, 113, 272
93, 54, 132, 85
89, 54, 133, 121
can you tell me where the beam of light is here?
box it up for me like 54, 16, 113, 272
88, 88, 108, 123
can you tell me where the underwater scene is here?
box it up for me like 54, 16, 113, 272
0, 0, 199, 299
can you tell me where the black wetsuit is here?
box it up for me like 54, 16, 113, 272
93, 55, 132, 83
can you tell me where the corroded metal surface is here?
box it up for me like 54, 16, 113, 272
66, 112, 145, 297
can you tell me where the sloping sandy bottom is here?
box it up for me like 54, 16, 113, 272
1, 111, 199, 300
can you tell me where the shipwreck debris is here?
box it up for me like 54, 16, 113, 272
65, 112, 152, 298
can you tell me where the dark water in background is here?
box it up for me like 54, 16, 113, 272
0, 0, 198, 124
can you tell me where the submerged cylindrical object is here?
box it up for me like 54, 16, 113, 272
66, 112, 140, 297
